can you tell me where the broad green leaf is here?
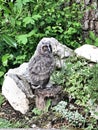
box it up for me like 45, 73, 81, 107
22, 0, 31, 5
32, 14, 41, 20
3, 6, 11, 14
15, 0, 23, 10
89, 31, 96, 40
2, 34, 17, 48
85, 38, 92, 45
16, 34, 28, 44
28, 30, 37, 37
23, 17, 34, 27
2, 54, 13, 66
0, 71, 4, 77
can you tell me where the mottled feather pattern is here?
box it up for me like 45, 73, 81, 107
26, 40, 55, 89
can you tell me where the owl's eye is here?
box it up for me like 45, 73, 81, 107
42, 45, 48, 52
42, 44, 52, 53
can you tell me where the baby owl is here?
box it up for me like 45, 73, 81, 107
26, 39, 55, 89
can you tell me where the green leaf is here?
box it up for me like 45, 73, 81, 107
23, 17, 34, 27
0, 118, 12, 128
32, 108, 42, 116
45, 99, 51, 112
2, 34, 17, 48
32, 14, 41, 20
2, 54, 13, 66
16, 34, 28, 44
27, 29, 37, 37
89, 31, 96, 40
0, 71, 4, 77
0, 93, 5, 106
95, 38, 98, 46
85, 38, 92, 45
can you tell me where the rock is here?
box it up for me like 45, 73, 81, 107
2, 62, 34, 114
90, 20, 94, 30
5, 63, 34, 99
6, 62, 28, 75
75, 44, 98, 62
49, 37, 73, 58
83, 20, 89, 30
41, 37, 73, 69
84, 0, 90, 5
2, 76, 29, 114
84, 10, 89, 20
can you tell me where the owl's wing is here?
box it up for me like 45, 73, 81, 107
28, 55, 55, 85
28, 56, 41, 74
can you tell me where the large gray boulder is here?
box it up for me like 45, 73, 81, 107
2, 75, 29, 114
75, 44, 98, 62
2, 63, 31, 114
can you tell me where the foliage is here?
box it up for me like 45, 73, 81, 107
85, 31, 98, 46
88, 64, 98, 102
32, 99, 51, 115
44, 99, 51, 112
0, 93, 5, 106
52, 56, 91, 106
0, 118, 22, 128
52, 56, 98, 107
32, 108, 42, 116
52, 101, 85, 127
0, 0, 83, 87
52, 59, 98, 129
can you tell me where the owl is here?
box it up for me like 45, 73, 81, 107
26, 39, 55, 89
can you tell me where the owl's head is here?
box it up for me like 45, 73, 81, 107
36, 39, 52, 56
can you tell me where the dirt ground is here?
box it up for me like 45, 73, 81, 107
0, 99, 68, 129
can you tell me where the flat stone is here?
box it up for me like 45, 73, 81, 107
75, 44, 98, 62
2, 76, 29, 114
7, 62, 28, 75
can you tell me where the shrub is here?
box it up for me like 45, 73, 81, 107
0, 0, 83, 87
52, 56, 97, 106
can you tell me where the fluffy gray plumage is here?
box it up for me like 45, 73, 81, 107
26, 39, 55, 89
